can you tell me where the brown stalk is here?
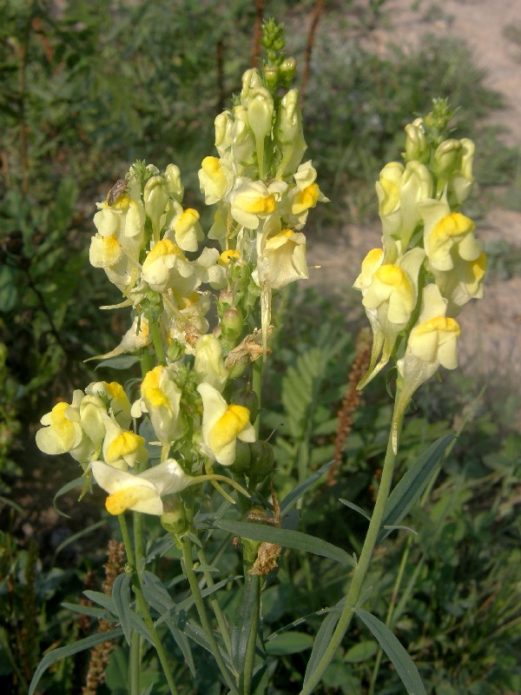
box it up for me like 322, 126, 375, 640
82, 540, 125, 695
328, 328, 371, 486
301, 0, 326, 99
251, 0, 265, 68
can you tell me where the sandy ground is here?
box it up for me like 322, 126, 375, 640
308, 0, 521, 385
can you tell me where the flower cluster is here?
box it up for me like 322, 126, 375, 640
35, 37, 325, 519
354, 102, 486, 442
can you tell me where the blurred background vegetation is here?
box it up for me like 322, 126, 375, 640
1, 1, 520, 693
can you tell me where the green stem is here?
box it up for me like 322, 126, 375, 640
368, 538, 411, 695
182, 537, 239, 694
150, 322, 165, 364
241, 574, 260, 695
300, 402, 404, 695
197, 548, 233, 657
119, 514, 179, 695
129, 631, 141, 695
252, 357, 263, 437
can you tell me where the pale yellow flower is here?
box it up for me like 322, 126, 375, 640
422, 199, 480, 271
91, 459, 192, 516
197, 383, 255, 466
132, 366, 183, 443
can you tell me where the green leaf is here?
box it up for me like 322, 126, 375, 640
356, 609, 427, 695
52, 477, 84, 519
339, 498, 371, 522
265, 631, 313, 655
141, 571, 196, 676
344, 640, 378, 663
29, 628, 122, 695
112, 573, 132, 646
96, 355, 140, 370
215, 520, 354, 567
54, 520, 105, 558
379, 434, 454, 542
304, 600, 344, 684
0, 265, 19, 312
232, 574, 260, 676
280, 460, 333, 515
61, 602, 108, 620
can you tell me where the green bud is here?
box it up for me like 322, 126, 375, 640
164, 164, 184, 202
264, 65, 279, 90
279, 57, 296, 84
221, 308, 244, 343
241, 68, 263, 101
433, 139, 462, 177
161, 499, 188, 538
403, 118, 427, 162
242, 537, 260, 566
247, 88, 274, 143
144, 175, 169, 236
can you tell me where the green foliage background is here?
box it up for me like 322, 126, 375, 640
1, 1, 520, 693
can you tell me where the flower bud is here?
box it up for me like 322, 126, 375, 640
279, 57, 296, 84
241, 68, 263, 101
144, 175, 169, 236
433, 139, 462, 178
165, 164, 184, 202
161, 499, 189, 538
264, 65, 279, 90
247, 88, 274, 144
404, 118, 427, 162
221, 307, 244, 344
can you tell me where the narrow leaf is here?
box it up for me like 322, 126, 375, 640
339, 498, 371, 522
54, 521, 105, 558
232, 574, 260, 675
215, 520, 354, 567
379, 434, 454, 542
356, 609, 427, 695
61, 602, 108, 620
52, 477, 83, 519
280, 461, 333, 515
29, 629, 122, 695
112, 573, 132, 646
265, 631, 313, 655
95, 355, 140, 370
304, 599, 344, 684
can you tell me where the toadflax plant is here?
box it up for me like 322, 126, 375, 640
31, 20, 486, 695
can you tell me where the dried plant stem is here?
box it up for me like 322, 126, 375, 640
82, 540, 125, 695
328, 329, 371, 486
251, 0, 264, 68
301, 0, 325, 98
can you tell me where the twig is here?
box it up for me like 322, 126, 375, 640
251, 0, 264, 68
301, 0, 325, 99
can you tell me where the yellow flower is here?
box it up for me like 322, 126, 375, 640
172, 208, 203, 252
354, 247, 425, 388
198, 156, 232, 205
102, 418, 148, 470
422, 199, 481, 272
254, 228, 308, 290
197, 383, 255, 466
231, 180, 277, 229
432, 251, 487, 312
376, 161, 432, 250
194, 335, 228, 391
91, 459, 193, 516
36, 401, 83, 455
142, 239, 192, 293
132, 366, 183, 443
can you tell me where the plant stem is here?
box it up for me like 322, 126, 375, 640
197, 548, 233, 657
241, 574, 260, 695
119, 514, 179, 695
150, 322, 165, 364
129, 630, 141, 695
252, 356, 263, 437
300, 403, 404, 695
181, 537, 239, 694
